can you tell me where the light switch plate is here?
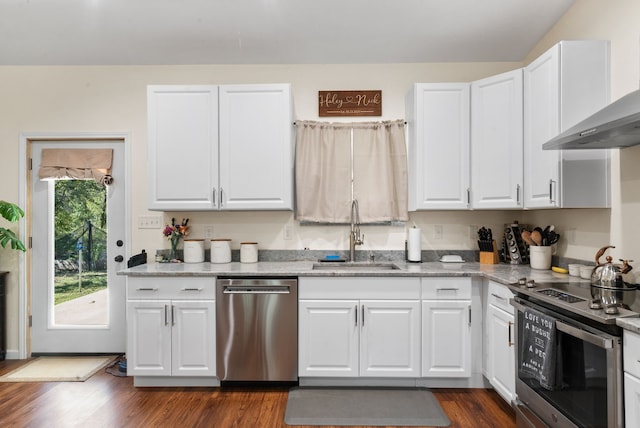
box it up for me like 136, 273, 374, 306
138, 215, 162, 229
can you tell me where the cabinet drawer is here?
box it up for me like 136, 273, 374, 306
624, 331, 640, 379
299, 277, 420, 300
127, 277, 215, 300
421, 277, 472, 300
487, 281, 515, 314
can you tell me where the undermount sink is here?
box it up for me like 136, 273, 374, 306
312, 262, 401, 270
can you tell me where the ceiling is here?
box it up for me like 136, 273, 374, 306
0, 0, 575, 66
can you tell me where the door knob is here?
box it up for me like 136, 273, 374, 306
114, 255, 124, 262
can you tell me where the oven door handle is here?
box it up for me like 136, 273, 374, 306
555, 320, 614, 349
511, 299, 614, 349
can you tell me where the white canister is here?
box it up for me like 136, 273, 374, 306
211, 239, 232, 264
529, 245, 554, 270
183, 240, 204, 263
240, 242, 258, 263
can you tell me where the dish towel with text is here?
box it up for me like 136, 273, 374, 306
519, 307, 558, 390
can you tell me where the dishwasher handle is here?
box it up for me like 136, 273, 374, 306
223, 285, 291, 294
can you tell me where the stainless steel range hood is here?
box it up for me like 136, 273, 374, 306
543, 89, 640, 150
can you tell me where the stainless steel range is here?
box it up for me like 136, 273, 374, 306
509, 279, 640, 428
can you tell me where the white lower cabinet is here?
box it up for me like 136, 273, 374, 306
624, 330, 640, 427
484, 281, 516, 403
421, 278, 472, 378
126, 278, 216, 380
298, 277, 421, 378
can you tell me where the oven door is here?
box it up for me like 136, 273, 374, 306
512, 297, 623, 428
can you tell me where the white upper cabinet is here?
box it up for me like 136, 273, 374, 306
471, 69, 524, 209
523, 40, 610, 208
219, 84, 293, 210
148, 85, 219, 211
147, 84, 294, 211
406, 83, 471, 210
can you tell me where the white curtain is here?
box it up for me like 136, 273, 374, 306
38, 148, 114, 185
295, 119, 408, 223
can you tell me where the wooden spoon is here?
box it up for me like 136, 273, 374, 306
531, 230, 543, 246
521, 230, 537, 246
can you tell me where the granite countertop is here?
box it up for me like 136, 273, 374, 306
119, 260, 640, 332
118, 260, 582, 287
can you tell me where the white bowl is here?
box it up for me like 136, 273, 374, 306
568, 264, 582, 277
580, 265, 594, 280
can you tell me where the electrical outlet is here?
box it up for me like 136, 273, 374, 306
204, 226, 214, 239
284, 224, 293, 240
138, 215, 162, 229
469, 225, 478, 240
433, 225, 443, 240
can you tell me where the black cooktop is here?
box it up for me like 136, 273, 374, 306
508, 280, 640, 325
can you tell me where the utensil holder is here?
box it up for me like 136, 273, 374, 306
479, 240, 499, 264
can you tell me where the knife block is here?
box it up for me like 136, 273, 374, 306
479, 240, 499, 264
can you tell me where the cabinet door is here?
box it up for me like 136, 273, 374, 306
126, 300, 171, 376
523, 47, 561, 208
360, 300, 420, 377
147, 85, 219, 211
407, 83, 470, 210
625, 373, 640, 428
298, 300, 359, 377
487, 304, 516, 404
219, 84, 293, 210
471, 70, 523, 209
422, 300, 471, 377
171, 300, 216, 377
524, 41, 610, 208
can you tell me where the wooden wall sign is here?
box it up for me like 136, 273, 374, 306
318, 90, 382, 117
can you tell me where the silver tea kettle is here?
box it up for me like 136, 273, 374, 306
589, 245, 635, 314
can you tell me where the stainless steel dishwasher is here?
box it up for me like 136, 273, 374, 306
216, 277, 298, 382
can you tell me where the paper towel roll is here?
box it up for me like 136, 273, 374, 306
407, 227, 422, 262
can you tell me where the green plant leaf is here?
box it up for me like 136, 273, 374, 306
0, 201, 25, 223
0, 227, 26, 252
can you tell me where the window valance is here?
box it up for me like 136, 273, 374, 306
38, 149, 114, 185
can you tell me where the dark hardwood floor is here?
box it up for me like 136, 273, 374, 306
0, 359, 515, 427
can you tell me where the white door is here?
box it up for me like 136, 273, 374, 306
31, 140, 127, 353
422, 300, 471, 377
298, 300, 359, 377
471, 69, 524, 209
218, 84, 293, 210
407, 83, 470, 210
126, 300, 171, 375
487, 304, 516, 403
360, 300, 420, 377
171, 300, 216, 377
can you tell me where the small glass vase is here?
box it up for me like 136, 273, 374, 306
169, 236, 181, 261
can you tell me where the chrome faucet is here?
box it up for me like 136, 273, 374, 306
349, 199, 364, 261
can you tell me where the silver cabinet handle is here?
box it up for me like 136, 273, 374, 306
491, 293, 507, 302
508, 321, 514, 347
468, 305, 472, 326
467, 188, 470, 206
549, 179, 556, 204
164, 304, 168, 326
355, 305, 358, 326
220, 188, 224, 207
213, 188, 217, 207
181, 288, 203, 291
516, 184, 520, 204
171, 305, 175, 326
362, 305, 365, 326
136, 287, 158, 291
